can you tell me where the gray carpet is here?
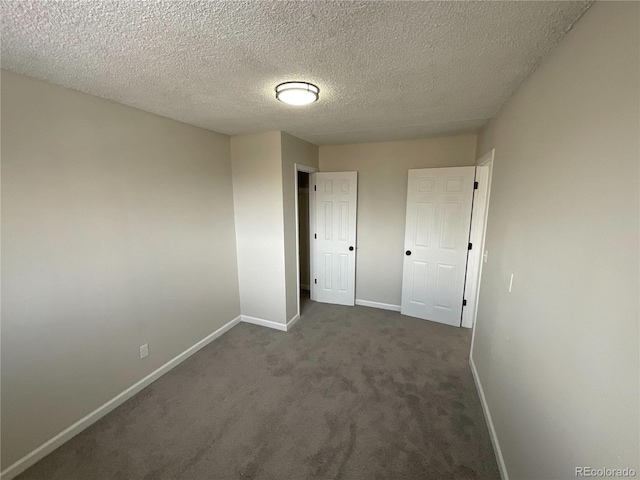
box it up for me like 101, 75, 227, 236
18, 296, 500, 480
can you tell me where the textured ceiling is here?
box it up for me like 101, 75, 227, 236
1, 1, 591, 145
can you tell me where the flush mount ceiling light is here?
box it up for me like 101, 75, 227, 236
275, 81, 319, 106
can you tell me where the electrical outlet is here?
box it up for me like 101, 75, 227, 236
139, 343, 149, 359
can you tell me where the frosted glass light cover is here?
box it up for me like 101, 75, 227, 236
275, 82, 319, 105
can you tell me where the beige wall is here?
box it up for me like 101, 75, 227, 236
231, 132, 287, 324
281, 133, 318, 321
319, 135, 477, 306
1, 70, 241, 469
473, 3, 639, 479
231, 132, 317, 325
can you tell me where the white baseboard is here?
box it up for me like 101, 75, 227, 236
470, 356, 509, 480
240, 315, 287, 332
286, 313, 300, 331
240, 314, 300, 332
355, 299, 401, 312
0, 315, 242, 480
300, 284, 310, 291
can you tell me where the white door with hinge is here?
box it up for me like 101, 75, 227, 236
401, 167, 475, 326
315, 172, 358, 306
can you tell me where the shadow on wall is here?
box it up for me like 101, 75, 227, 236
298, 171, 310, 290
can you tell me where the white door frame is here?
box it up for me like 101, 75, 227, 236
466, 150, 494, 336
294, 164, 318, 319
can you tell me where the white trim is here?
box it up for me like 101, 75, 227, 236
294, 164, 318, 320
0, 315, 242, 480
240, 315, 287, 332
478, 149, 495, 167
355, 299, 401, 312
470, 356, 509, 480
469, 149, 495, 354
461, 158, 492, 329
286, 313, 301, 331
300, 284, 310, 291
240, 314, 300, 332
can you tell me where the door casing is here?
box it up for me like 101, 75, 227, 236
294, 164, 318, 318
462, 151, 494, 328
467, 150, 494, 335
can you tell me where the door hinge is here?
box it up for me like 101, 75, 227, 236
314, 185, 317, 191
463, 299, 467, 307
314, 279, 317, 284
474, 181, 478, 190
468, 242, 473, 250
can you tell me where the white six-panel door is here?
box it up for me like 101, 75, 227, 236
400, 167, 475, 326
315, 172, 358, 306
